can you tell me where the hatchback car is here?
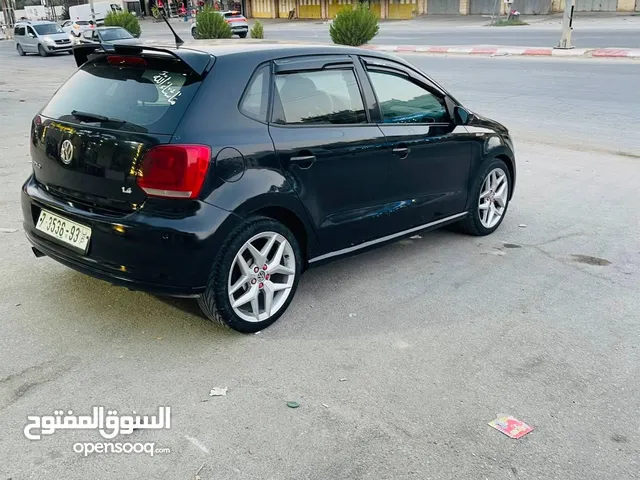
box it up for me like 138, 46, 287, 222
22, 43, 515, 333
191, 11, 249, 38
79, 26, 142, 46
14, 20, 73, 56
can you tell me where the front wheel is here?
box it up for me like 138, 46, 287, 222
238, 32, 247, 38
197, 217, 302, 333
454, 158, 512, 236
38, 44, 48, 57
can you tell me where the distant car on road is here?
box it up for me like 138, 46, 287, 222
14, 20, 73, 56
61, 19, 95, 37
22, 43, 516, 333
79, 26, 142, 46
191, 10, 249, 39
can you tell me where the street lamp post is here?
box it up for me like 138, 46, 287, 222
557, 0, 575, 49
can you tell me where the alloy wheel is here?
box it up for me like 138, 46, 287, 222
227, 231, 296, 323
478, 167, 509, 229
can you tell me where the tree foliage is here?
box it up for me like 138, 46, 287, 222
250, 20, 264, 39
329, 5, 379, 46
195, 8, 232, 39
104, 11, 141, 37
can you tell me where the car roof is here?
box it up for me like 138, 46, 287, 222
96, 26, 125, 30
20, 20, 56, 25
176, 42, 391, 60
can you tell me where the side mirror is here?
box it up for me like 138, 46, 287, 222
454, 106, 472, 125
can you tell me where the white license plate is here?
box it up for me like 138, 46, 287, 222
35, 209, 92, 253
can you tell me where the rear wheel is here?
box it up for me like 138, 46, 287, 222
454, 158, 511, 236
191, 28, 198, 39
38, 44, 48, 57
238, 32, 247, 38
17, 44, 25, 56
197, 217, 302, 333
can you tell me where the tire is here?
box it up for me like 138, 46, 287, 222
68, 50, 74, 55
454, 158, 512, 236
17, 44, 25, 56
191, 28, 198, 39
38, 44, 48, 57
238, 32, 247, 38
197, 216, 302, 333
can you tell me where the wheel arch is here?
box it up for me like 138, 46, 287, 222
494, 153, 516, 200
251, 205, 312, 269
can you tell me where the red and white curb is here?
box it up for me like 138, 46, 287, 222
362, 45, 640, 58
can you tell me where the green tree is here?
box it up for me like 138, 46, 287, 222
195, 8, 232, 39
329, 4, 379, 47
250, 20, 264, 39
104, 11, 141, 37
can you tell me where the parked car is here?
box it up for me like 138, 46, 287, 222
14, 21, 73, 56
191, 10, 248, 38
22, 43, 515, 333
79, 26, 142, 46
61, 19, 95, 37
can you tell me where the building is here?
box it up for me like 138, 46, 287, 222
244, 0, 639, 19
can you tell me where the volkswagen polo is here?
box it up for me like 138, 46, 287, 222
21, 43, 515, 332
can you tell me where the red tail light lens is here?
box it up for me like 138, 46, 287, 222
137, 145, 211, 199
107, 55, 147, 67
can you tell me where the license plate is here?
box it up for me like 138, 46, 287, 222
36, 209, 92, 253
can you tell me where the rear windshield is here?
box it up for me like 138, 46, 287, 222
40, 57, 203, 135
76, 21, 90, 25
101, 28, 132, 41
34, 23, 64, 35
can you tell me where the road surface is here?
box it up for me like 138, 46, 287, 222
0, 45, 639, 479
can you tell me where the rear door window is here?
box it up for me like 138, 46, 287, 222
40, 57, 203, 135
273, 69, 366, 125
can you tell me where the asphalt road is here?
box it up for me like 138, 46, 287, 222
0, 45, 639, 479
136, 14, 640, 48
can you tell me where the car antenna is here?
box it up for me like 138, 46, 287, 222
161, 11, 184, 47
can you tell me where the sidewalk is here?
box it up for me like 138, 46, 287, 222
363, 44, 640, 58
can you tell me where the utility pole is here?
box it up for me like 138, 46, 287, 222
556, 0, 575, 49
89, 0, 96, 23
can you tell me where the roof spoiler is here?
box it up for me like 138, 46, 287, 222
72, 44, 212, 76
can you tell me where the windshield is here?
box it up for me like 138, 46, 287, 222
40, 58, 203, 134
100, 28, 133, 41
34, 23, 64, 35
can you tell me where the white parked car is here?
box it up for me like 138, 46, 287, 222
61, 19, 95, 38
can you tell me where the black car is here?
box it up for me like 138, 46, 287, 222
22, 43, 515, 333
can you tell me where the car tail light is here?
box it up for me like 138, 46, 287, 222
137, 145, 211, 199
107, 55, 147, 66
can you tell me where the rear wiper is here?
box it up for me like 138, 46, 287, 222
70, 110, 147, 133
71, 110, 111, 123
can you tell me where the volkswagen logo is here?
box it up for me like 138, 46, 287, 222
60, 140, 74, 165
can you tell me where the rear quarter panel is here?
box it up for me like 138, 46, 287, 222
174, 54, 321, 258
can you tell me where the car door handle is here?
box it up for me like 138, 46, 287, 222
392, 147, 410, 158
290, 155, 316, 169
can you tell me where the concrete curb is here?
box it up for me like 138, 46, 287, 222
362, 45, 640, 58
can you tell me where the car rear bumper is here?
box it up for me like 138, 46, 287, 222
22, 175, 241, 297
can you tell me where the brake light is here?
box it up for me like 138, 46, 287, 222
107, 55, 147, 66
137, 145, 211, 199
